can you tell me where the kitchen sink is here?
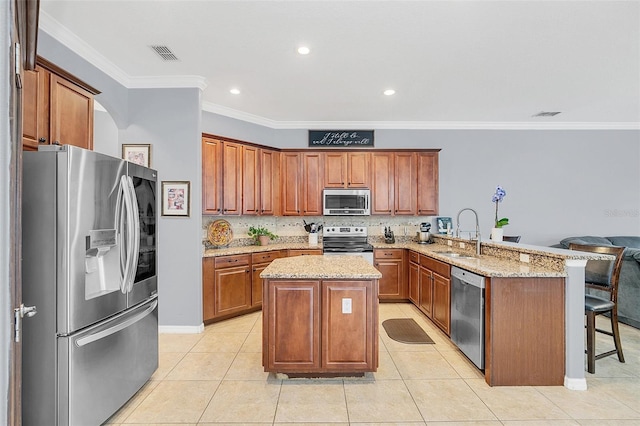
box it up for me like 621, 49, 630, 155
433, 251, 476, 259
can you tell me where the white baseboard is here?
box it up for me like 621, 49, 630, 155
564, 376, 588, 390
159, 323, 204, 334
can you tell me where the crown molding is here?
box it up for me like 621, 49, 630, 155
39, 11, 207, 91
41, 11, 640, 131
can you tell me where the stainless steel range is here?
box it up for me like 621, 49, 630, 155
322, 226, 374, 264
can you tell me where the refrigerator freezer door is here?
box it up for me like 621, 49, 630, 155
57, 298, 158, 426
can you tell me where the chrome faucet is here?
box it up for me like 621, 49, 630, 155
456, 208, 482, 255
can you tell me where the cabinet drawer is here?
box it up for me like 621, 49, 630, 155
374, 249, 403, 260
409, 251, 420, 264
289, 249, 323, 257
214, 254, 250, 268
252, 250, 286, 264
420, 255, 450, 278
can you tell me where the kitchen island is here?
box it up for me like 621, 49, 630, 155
260, 255, 382, 376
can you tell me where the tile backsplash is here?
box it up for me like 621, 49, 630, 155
202, 215, 438, 249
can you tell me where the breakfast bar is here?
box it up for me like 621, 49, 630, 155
260, 255, 382, 376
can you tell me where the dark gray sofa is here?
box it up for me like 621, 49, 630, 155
556, 236, 640, 329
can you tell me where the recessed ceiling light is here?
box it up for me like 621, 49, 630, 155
383, 89, 396, 96
229, 88, 240, 95
297, 46, 310, 55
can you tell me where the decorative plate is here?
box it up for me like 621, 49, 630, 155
208, 219, 233, 247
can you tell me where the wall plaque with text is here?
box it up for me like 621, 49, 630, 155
308, 130, 374, 148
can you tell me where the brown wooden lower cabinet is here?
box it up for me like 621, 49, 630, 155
485, 276, 565, 386
288, 249, 323, 257
263, 279, 378, 374
416, 253, 451, 335
374, 249, 406, 300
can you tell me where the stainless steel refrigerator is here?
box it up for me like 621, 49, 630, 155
21, 145, 159, 425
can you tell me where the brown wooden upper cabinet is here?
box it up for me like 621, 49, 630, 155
281, 152, 323, 216
324, 152, 370, 188
203, 136, 280, 216
371, 151, 439, 216
23, 58, 99, 151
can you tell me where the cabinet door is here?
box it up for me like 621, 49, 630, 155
202, 258, 215, 322
202, 137, 222, 214
394, 152, 417, 215
417, 152, 439, 215
301, 152, 323, 215
49, 74, 94, 150
432, 273, 450, 335
375, 260, 403, 299
281, 152, 301, 215
370, 152, 394, 215
408, 261, 419, 305
265, 280, 321, 370
242, 145, 260, 215
324, 152, 346, 188
322, 281, 375, 370
347, 152, 370, 188
260, 149, 280, 215
222, 142, 243, 215
213, 265, 252, 317
419, 267, 433, 318
251, 262, 268, 307
22, 66, 50, 150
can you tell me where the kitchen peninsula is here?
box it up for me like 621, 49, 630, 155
260, 255, 382, 376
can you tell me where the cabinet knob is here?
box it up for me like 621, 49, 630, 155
38, 137, 47, 144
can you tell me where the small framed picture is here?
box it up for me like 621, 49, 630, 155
161, 181, 190, 217
122, 144, 151, 167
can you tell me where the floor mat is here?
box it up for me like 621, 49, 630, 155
382, 318, 435, 344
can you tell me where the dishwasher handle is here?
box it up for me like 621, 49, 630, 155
451, 266, 486, 289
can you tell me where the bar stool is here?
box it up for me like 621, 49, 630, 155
569, 243, 625, 374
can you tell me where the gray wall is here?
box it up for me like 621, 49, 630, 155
202, 115, 640, 246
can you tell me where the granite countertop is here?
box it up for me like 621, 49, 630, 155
260, 255, 382, 279
203, 239, 612, 279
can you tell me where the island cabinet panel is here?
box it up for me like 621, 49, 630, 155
263, 275, 379, 374
322, 281, 376, 370
265, 281, 321, 371
485, 277, 565, 386
251, 251, 287, 307
374, 249, 406, 300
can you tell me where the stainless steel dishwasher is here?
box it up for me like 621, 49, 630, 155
450, 266, 486, 370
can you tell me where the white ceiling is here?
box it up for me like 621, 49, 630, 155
39, 0, 640, 129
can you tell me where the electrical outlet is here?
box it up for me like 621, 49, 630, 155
459, 242, 466, 249
520, 253, 530, 263
342, 298, 352, 314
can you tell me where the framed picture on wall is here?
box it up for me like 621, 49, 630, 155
161, 181, 191, 217
122, 144, 151, 167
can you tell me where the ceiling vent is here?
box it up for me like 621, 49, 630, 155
532, 111, 561, 117
150, 45, 179, 61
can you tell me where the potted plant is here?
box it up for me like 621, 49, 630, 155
491, 185, 509, 241
248, 226, 278, 246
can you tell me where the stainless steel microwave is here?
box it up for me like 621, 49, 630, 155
323, 189, 371, 216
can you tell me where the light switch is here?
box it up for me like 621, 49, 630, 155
342, 298, 352, 314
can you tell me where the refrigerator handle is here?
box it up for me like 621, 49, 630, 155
124, 176, 140, 293
75, 299, 158, 347
115, 176, 128, 293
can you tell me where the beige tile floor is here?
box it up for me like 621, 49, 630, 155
105, 303, 640, 425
